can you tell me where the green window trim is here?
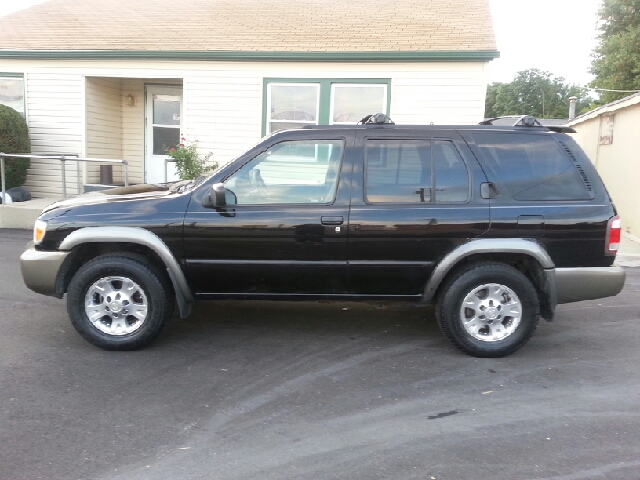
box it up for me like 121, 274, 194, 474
262, 78, 392, 136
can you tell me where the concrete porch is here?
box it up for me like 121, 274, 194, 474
0, 197, 60, 229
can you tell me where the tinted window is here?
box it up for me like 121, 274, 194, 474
434, 141, 469, 202
472, 133, 590, 201
365, 140, 431, 203
224, 140, 344, 205
365, 139, 469, 203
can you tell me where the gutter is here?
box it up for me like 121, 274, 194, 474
0, 49, 500, 62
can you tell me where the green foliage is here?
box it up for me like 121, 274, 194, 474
485, 69, 593, 119
166, 138, 216, 180
0, 105, 31, 189
590, 0, 640, 103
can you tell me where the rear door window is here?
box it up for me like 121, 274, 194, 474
364, 139, 469, 203
471, 133, 591, 201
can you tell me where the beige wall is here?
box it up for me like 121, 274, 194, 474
570, 104, 640, 237
22, 72, 82, 196
85, 77, 123, 184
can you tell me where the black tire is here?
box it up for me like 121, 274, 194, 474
437, 262, 539, 358
67, 255, 174, 350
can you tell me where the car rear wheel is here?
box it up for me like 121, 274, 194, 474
67, 255, 173, 350
437, 262, 540, 358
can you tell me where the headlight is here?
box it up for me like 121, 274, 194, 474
33, 219, 48, 245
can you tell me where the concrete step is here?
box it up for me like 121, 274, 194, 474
0, 197, 60, 229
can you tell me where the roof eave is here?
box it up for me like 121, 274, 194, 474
0, 49, 500, 62
568, 92, 640, 125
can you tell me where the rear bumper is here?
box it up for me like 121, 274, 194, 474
20, 242, 68, 296
555, 267, 626, 304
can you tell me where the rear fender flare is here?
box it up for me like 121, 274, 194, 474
424, 238, 556, 310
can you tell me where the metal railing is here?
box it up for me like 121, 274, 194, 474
0, 153, 129, 202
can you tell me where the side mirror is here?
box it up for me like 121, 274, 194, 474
203, 182, 227, 207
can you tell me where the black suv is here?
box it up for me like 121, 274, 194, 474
20, 115, 625, 357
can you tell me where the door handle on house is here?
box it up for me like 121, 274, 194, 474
321, 216, 344, 226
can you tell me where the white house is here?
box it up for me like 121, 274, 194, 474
0, 0, 498, 197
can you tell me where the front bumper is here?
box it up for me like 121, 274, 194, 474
555, 267, 626, 304
20, 242, 69, 296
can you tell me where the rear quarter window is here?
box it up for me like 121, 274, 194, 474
471, 132, 591, 201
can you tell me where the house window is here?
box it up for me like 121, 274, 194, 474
331, 84, 387, 124
0, 75, 25, 117
267, 83, 320, 134
264, 79, 390, 135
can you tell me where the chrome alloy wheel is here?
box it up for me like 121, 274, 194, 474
84, 276, 148, 336
460, 283, 522, 342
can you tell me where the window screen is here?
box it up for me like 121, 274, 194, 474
472, 133, 591, 201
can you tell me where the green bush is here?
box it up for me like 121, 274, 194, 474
0, 105, 31, 189
165, 138, 216, 180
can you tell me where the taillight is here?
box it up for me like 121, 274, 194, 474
606, 215, 621, 254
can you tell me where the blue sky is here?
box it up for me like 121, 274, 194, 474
1, 0, 602, 87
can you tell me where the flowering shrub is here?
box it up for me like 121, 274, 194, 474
166, 136, 216, 180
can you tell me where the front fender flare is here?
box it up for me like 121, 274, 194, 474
59, 226, 193, 318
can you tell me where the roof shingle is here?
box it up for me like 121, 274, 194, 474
0, 0, 496, 54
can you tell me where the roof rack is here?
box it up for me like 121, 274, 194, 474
358, 113, 395, 125
479, 115, 541, 127
479, 115, 576, 133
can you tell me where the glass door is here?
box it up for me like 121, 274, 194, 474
145, 86, 183, 184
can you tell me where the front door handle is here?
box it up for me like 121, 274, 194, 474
321, 216, 343, 226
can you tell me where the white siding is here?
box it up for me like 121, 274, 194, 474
1, 59, 489, 195
121, 79, 145, 185
24, 72, 83, 197
85, 77, 123, 184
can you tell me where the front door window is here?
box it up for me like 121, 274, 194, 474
224, 139, 344, 205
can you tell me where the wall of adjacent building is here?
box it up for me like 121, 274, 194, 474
570, 101, 640, 238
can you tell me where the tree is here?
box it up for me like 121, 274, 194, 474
485, 69, 593, 119
590, 0, 640, 104
0, 105, 31, 189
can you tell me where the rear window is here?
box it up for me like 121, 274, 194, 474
472, 133, 591, 201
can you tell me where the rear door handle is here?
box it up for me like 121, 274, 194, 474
321, 216, 343, 226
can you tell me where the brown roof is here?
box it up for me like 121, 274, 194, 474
0, 0, 496, 54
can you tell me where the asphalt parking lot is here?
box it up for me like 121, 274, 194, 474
1, 228, 640, 480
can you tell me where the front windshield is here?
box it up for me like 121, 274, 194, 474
168, 175, 208, 193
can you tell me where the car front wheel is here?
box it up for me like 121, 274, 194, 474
66, 255, 173, 350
